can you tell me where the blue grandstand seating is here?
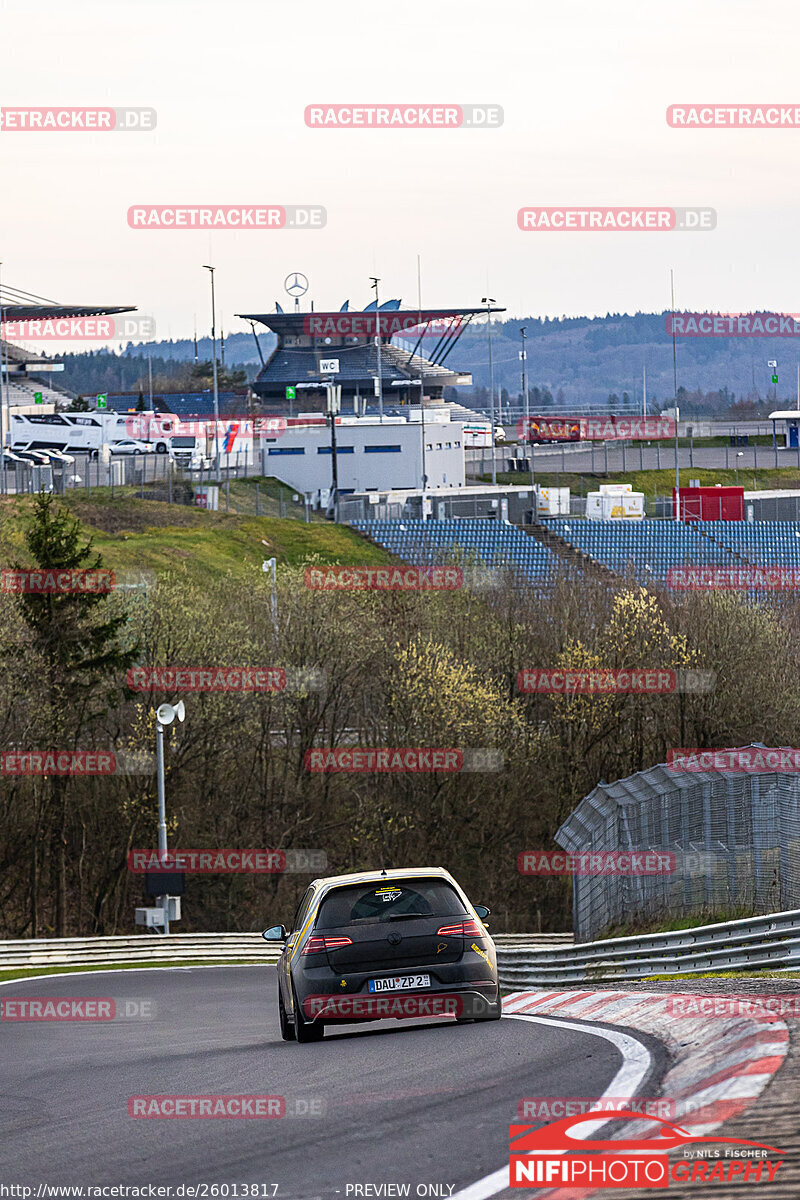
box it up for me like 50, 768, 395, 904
546, 520, 729, 582
351, 518, 800, 592
351, 519, 559, 582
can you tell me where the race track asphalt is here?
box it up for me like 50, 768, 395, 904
0, 967, 664, 1197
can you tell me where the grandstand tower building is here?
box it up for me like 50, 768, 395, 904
237, 302, 498, 415
0, 285, 136, 413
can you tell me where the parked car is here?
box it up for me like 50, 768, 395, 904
110, 439, 153, 456
13, 449, 54, 465
34, 448, 75, 465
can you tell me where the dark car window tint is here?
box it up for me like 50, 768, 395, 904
316, 880, 467, 927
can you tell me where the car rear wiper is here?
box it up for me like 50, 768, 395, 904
385, 912, 430, 920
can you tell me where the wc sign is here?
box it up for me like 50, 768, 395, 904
320, 358, 340, 374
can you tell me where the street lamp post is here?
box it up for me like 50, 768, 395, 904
202, 266, 220, 483
520, 326, 533, 488
482, 297, 498, 485
154, 700, 185, 934
325, 380, 341, 518
369, 277, 384, 422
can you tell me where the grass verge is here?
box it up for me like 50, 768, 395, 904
0, 487, 392, 581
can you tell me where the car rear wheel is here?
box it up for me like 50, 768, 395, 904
278, 985, 295, 1041
292, 985, 324, 1042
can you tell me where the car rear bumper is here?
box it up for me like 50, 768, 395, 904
297, 978, 499, 1024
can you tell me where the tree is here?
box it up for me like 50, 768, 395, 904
13, 493, 138, 935
136, 390, 146, 411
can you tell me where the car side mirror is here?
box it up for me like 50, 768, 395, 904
262, 924, 287, 942
474, 905, 491, 920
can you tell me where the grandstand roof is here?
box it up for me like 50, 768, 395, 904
237, 306, 500, 338
1, 304, 136, 320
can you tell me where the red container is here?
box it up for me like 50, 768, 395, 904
673, 486, 744, 521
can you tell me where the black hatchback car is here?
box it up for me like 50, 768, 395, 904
264, 867, 501, 1042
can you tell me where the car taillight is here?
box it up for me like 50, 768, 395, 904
436, 920, 484, 937
300, 935, 353, 955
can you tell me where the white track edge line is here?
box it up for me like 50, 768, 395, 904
450, 1011, 653, 1200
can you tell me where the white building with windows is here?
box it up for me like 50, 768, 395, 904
260, 411, 465, 494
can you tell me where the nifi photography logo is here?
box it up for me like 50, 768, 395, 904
508, 1112, 786, 1189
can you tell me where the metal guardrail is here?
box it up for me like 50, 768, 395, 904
0, 933, 282, 969
0, 931, 572, 971
496, 909, 800, 986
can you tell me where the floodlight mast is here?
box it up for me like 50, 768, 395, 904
203, 266, 220, 482
482, 297, 499, 485
370, 277, 384, 422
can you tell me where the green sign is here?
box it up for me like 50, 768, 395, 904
34, 392, 43, 404
97, 393, 107, 409
285, 386, 296, 400
772, 374, 779, 384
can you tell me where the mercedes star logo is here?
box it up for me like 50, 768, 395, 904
284, 272, 309, 297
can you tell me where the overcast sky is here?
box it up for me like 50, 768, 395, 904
1, 0, 797, 348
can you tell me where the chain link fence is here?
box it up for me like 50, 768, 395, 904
0, 457, 317, 521
555, 750, 800, 941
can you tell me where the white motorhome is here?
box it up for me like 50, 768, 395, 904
10, 411, 175, 456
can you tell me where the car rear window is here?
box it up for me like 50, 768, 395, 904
315, 879, 468, 927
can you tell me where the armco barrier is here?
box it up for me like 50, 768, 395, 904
496, 908, 800, 986
0, 933, 282, 969
0, 931, 571, 971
